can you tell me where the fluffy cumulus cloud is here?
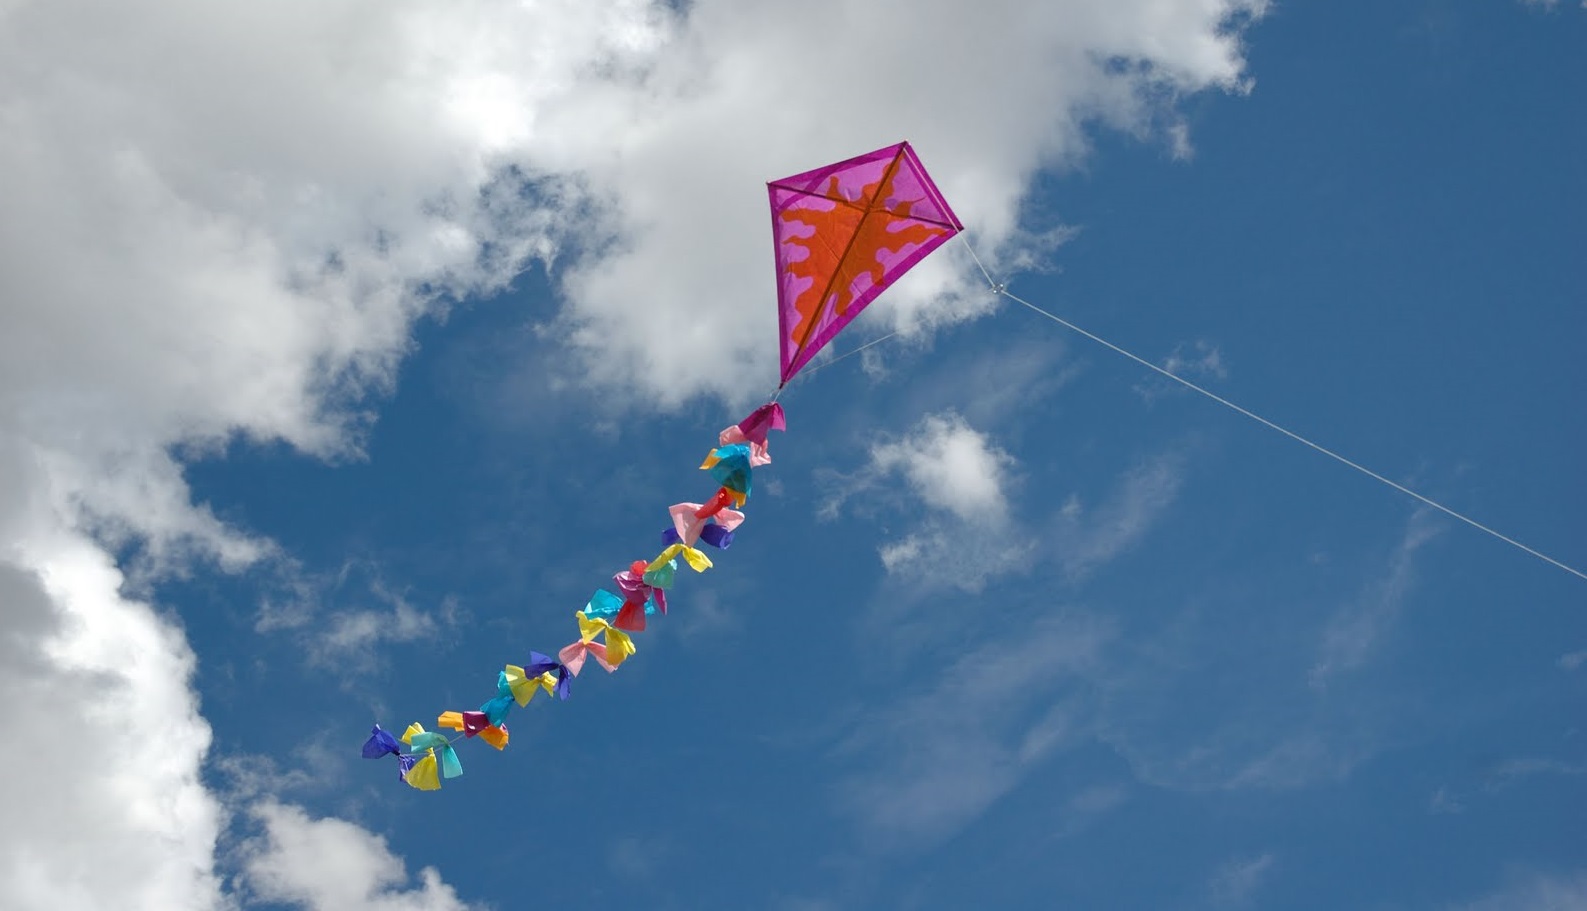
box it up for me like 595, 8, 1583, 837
871, 412, 1015, 520
0, 0, 1267, 907
0, 537, 226, 910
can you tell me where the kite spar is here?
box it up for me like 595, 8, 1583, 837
363, 142, 962, 789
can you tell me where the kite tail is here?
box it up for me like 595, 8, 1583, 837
361, 403, 787, 791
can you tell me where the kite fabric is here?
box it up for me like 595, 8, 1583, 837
769, 141, 963, 385
362, 143, 961, 792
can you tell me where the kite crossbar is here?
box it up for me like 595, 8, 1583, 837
957, 236, 1587, 584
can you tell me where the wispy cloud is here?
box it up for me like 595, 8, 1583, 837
1486, 756, 1587, 789
876, 518, 1033, 594
1049, 451, 1185, 581
1209, 852, 1276, 906
1053, 783, 1131, 838
256, 563, 462, 673
1135, 340, 1228, 404
1309, 509, 1440, 690
1090, 510, 1442, 794
831, 611, 1113, 850
1446, 870, 1587, 911
1429, 786, 1465, 814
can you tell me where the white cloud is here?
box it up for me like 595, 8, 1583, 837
0, 0, 1268, 905
240, 802, 481, 911
0, 534, 226, 910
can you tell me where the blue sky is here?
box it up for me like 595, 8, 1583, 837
2, 1, 1583, 909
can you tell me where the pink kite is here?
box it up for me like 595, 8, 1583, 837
769, 142, 963, 385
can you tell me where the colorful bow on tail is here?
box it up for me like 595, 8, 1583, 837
583, 586, 657, 632
360, 400, 790, 793
401, 722, 463, 790
668, 502, 745, 549
559, 610, 636, 675
503, 663, 559, 705
614, 561, 667, 616
437, 711, 509, 750
718, 402, 785, 467
700, 444, 753, 503
361, 724, 423, 782
522, 652, 574, 700
476, 671, 520, 726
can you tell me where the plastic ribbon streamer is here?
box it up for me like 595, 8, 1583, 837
357, 404, 785, 791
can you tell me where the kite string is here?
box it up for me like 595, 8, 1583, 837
770, 330, 900, 402
957, 236, 1587, 583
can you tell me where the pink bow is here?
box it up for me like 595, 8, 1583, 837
668, 502, 746, 547
558, 638, 615, 676
719, 402, 785, 467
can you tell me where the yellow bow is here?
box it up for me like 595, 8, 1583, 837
576, 610, 637, 667
399, 722, 448, 789
404, 753, 441, 790
648, 542, 713, 574
502, 664, 557, 706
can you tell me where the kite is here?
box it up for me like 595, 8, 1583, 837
363, 142, 961, 790
770, 142, 964, 385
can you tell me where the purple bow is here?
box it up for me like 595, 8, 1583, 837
661, 523, 736, 550
524, 651, 573, 700
362, 725, 420, 781
361, 724, 400, 759
614, 563, 668, 615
